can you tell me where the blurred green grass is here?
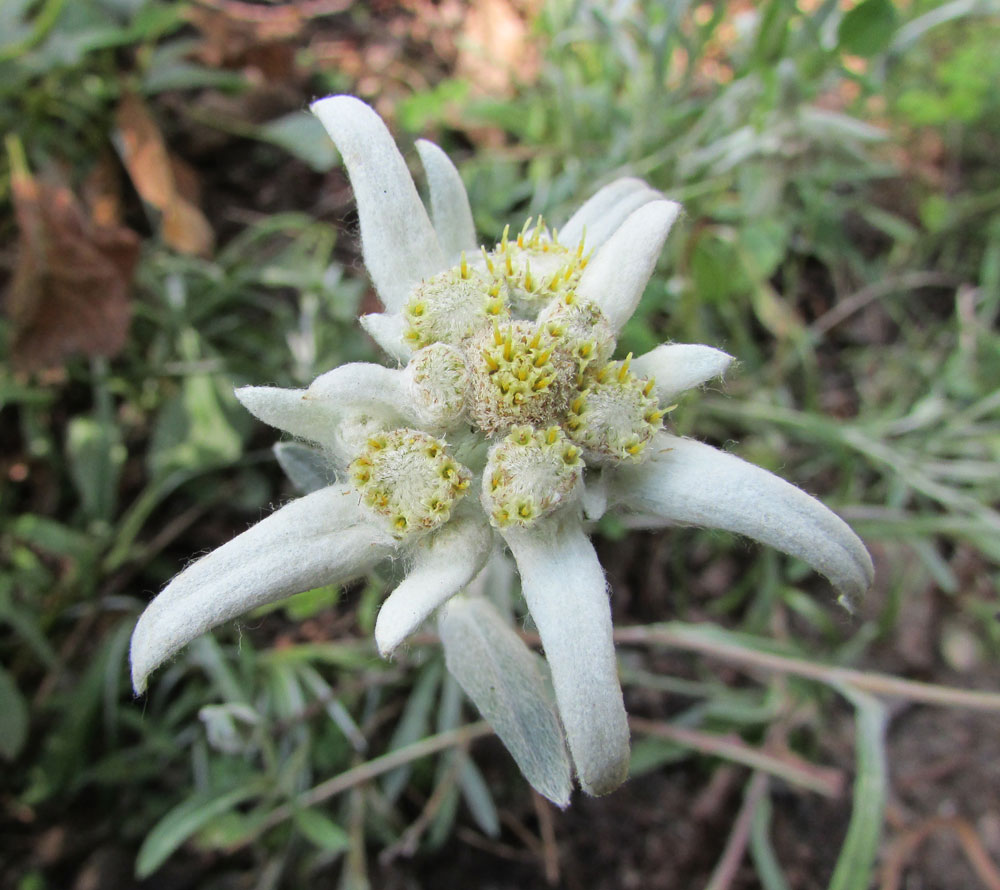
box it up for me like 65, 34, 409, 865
2, 1, 999, 888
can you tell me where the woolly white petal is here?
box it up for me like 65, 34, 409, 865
235, 363, 414, 448
559, 177, 663, 253
576, 200, 682, 330
415, 139, 477, 262
360, 312, 412, 364
503, 517, 630, 796
130, 485, 396, 693
611, 433, 874, 604
310, 96, 446, 311
631, 343, 734, 403
375, 515, 494, 657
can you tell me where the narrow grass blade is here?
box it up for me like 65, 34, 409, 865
828, 688, 888, 890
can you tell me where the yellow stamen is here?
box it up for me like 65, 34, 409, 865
618, 353, 632, 383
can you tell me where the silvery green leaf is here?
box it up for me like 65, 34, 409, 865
273, 442, 332, 494
458, 757, 500, 837
439, 595, 573, 808
382, 659, 443, 803
257, 111, 339, 172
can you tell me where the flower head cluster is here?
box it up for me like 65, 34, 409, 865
130, 96, 874, 803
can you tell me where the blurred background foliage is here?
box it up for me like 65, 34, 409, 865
2, 1, 1000, 888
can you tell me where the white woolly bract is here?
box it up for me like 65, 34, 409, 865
577, 200, 682, 330
631, 343, 734, 403
503, 517, 630, 796
130, 485, 395, 693
375, 514, 493, 656
311, 96, 446, 310
611, 433, 874, 605
416, 139, 478, 262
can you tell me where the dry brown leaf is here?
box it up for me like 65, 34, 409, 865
115, 92, 214, 256
82, 152, 126, 228
5, 160, 140, 373
162, 199, 216, 257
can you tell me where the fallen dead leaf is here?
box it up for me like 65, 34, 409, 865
115, 92, 214, 256
4, 146, 140, 373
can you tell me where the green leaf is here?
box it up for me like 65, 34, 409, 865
149, 374, 243, 476
628, 737, 688, 778
439, 596, 573, 808
396, 79, 470, 132
382, 660, 443, 802
690, 232, 747, 303
257, 112, 339, 172
739, 218, 789, 280
0, 666, 28, 761
458, 758, 500, 837
838, 0, 897, 57
827, 688, 888, 890
293, 808, 351, 853
11, 514, 94, 560
750, 787, 792, 890
752, 0, 791, 65
66, 415, 125, 522
136, 783, 264, 878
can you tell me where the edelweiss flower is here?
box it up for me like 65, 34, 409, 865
130, 96, 873, 802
